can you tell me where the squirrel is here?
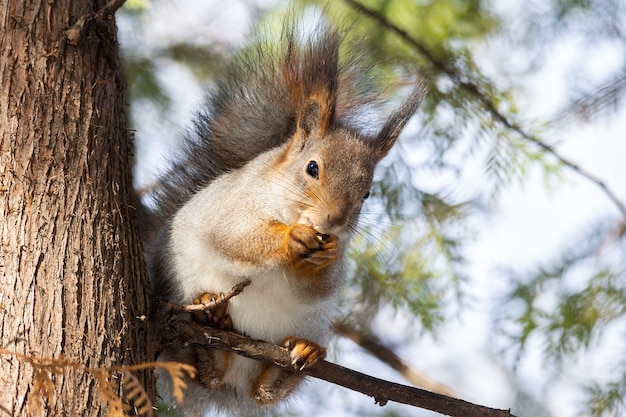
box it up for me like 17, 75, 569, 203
142, 16, 424, 417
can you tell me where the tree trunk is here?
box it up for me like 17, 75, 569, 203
0, 1, 153, 416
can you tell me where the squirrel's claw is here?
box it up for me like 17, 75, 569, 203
286, 224, 338, 271
282, 336, 326, 371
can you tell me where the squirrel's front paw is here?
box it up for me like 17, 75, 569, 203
282, 336, 326, 371
286, 224, 338, 272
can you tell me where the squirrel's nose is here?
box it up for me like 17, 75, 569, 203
327, 205, 351, 230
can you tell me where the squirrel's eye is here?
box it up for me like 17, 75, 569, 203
363, 190, 371, 201
306, 160, 319, 179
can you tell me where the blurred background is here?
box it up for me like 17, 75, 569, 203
118, 1, 626, 416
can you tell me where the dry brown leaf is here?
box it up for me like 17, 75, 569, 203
123, 371, 154, 416
30, 366, 54, 413
94, 370, 129, 417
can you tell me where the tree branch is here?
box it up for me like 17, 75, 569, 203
161, 279, 251, 313
159, 315, 516, 417
332, 321, 455, 397
551, 71, 626, 126
344, 0, 626, 218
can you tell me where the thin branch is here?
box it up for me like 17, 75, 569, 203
161, 279, 251, 313
344, 0, 626, 218
332, 321, 455, 397
161, 317, 516, 417
551, 72, 626, 126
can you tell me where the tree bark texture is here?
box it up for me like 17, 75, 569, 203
0, 1, 152, 416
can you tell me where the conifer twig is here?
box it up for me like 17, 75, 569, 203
344, 0, 626, 218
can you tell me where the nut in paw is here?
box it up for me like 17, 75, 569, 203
286, 224, 338, 270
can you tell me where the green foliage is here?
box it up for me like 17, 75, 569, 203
125, 57, 170, 110
123, 0, 149, 13
585, 372, 626, 417
511, 268, 625, 358
504, 0, 626, 122
347, 224, 448, 331
494, 221, 626, 416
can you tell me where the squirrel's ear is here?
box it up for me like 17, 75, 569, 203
374, 85, 426, 159
298, 99, 322, 137
297, 96, 333, 137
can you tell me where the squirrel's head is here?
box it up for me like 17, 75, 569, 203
275, 86, 424, 238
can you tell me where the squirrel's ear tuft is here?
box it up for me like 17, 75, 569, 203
286, 24, 340, 139
374, 84, 426, 159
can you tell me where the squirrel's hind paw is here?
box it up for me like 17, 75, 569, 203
192, 292, 233, 330
282, 336, 326, 371
251, 337, 325, 405
196, 348, 232, 389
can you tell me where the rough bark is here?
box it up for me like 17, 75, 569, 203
0, 1, 152, 416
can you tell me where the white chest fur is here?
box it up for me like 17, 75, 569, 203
169, 205, 332, 344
